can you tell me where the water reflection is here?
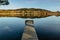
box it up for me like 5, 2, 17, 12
34, 16, 60, 40
0, 16, 60, 40
0, 17, 25, 40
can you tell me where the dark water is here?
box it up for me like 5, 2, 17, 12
34, 16, 60, 40
0, 17, 25, 40
0, 16, 60, 40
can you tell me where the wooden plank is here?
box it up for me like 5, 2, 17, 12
21, 20, 38, 40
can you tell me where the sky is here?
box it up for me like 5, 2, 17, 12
0, 0, 60, 11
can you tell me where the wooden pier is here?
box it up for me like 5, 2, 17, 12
21, 20, 38, 40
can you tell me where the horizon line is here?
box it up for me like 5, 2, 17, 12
0, 8, 60, 12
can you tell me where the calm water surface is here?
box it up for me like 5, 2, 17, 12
0, 16, 60, 40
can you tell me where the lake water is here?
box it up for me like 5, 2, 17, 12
0, 16, 60, 40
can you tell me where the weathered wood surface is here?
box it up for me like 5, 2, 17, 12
21, 20, 38, 40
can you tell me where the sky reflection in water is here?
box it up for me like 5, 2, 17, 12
0, 16, 60, 40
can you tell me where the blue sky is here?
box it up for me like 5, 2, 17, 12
0, 0, 60, 11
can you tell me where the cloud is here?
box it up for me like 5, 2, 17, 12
3, 26, 12, 31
